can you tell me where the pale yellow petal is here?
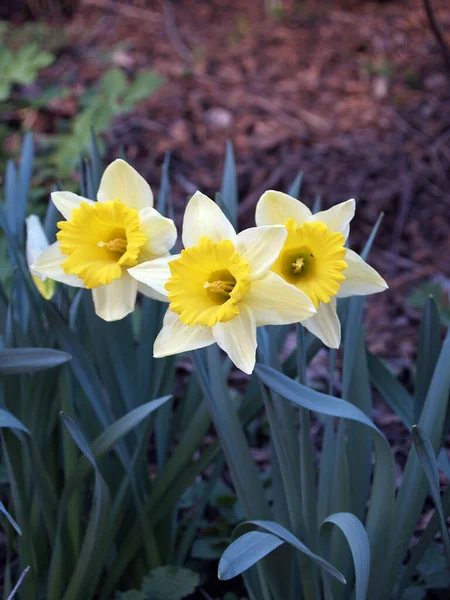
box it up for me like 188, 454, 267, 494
235, 226, 287, 279
26, 215, 49, 267
137, 281, 170, 303
302, 298, 340, 349
92, 271, 138, 321
31, 241, 84, 288
128, 254, 181, 297
182, 191, 236, 248
212, 305, 257, 374
139, 207, 177, 256
337, 249, 388, 298
154, 309, 215, 357
97, 159, 153, 211
255, 190, 311, 226
308, 199, 355, 241
243, 271, 316, 326
51, 191, 94, 221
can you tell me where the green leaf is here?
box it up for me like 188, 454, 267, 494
0, 410, 29, 434
122, 70, 165, 109
0, 499, 21, 536
384, 328, 450, 599
218, 531, 284, 580
367, 351, 414, 430
0, 348, 71, 374
220, 141, 238, 228
100, 67, 127, 104
320, 513, 370, 600
255, 363, 396, 600
287, 171, 303, 199
415, 297, 442, 422
142, 566, 200, 600
219, 520, 346, 585
412, 425, 450, 566
58, 416, 111, 600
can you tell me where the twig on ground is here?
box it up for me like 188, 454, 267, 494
82, 0, 160, 23
423, 0, 450, 83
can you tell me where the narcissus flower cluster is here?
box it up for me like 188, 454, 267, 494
32, 159, 387, 373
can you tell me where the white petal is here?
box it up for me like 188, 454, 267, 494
128, 254, 181, 298
255, 190, 311, 226
243, 271, 316, 326
31, 241, 84, 288
235, 226, 287, 279
182, 191, 236, 248
302, 298, 341, 349
154, 309, 215, 357
212, 305, 257, 374
137, 282, 169, 303
308, 199, 355, 241
92, 272, 138, 321
51, 191, 94, 221
26, 215, 49, 268
97, 159, 153, 211
338, 249, 388, 298
138, 207, 177, 256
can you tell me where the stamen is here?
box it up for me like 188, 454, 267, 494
203, 280, 235, 296
292, 257, 305, 273
98, 238, 127, 253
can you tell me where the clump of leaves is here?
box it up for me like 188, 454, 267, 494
0, 43, 54, 101
116, 566, 200, 600
51, 67, 165, 170
409, 280, 450, 325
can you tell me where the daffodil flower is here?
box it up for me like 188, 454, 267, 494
26, 215, 56, 300
129, 192, 316, 373
32, 159, 177, 321
255, 190, 388, 348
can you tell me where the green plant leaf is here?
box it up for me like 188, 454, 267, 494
320, 513, 370, 600
255, 363, 396, 600
384, 328, 450, 599
412, 425, 450, 566
0, 348, 71, 374
0, 499, 21, 536
415, 297, 442, 422
218, 531, 284, 581
142, 566, 200, 600
220, 140, 238, 228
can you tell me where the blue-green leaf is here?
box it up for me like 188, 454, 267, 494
218, 531, 283, 581
321, 513, 370, 600
0, 348, 71, 374
412, 425, 450, 566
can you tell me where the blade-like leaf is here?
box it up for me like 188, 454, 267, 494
255, 363, 396, 600
220, 140, 238, 228
0, 348, 71, 374
367, 351, 414, 430
321, 513, 370, 600
218, 531, 284, 581
239, 521, 346, 584
0, 410, 29, 434
0, 499, 22, 536
412, 425, 450, 566
415, 297, 442, 422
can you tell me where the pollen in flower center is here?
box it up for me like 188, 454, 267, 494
166, 237, 251, 327
271, 219, 347, 308
292, 257, 305, 273
98, 237, 128, 253
57, 199, 147, 289
203, 270, 237, 304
